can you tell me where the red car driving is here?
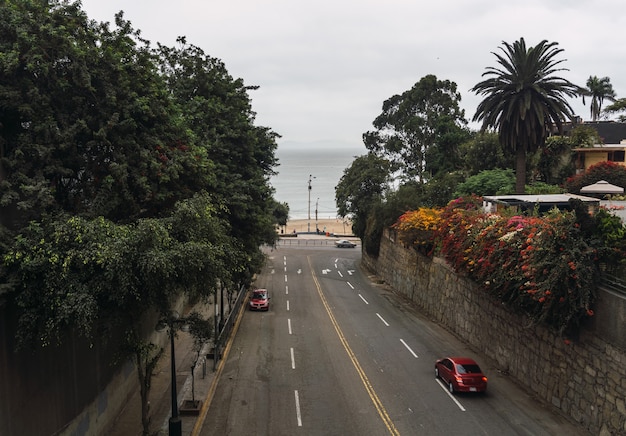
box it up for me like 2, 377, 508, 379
435, 357, 487, 393
249, 288, 270, 311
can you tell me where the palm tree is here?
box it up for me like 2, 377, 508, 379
604, 98, 626, 122
582, 76, 616, 121
471, 38, 580, 194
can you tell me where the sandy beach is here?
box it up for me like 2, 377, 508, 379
279, 217, 353, 236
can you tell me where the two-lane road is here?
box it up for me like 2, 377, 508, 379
200, 244, 585, 435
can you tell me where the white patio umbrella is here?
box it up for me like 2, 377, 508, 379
580, 180, 624, 194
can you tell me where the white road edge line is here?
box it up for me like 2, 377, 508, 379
376, 313, 389, 326
358, 294, 369, 304
400, 339, 418, 358
435, 379, 466, 412
294, 390, 303, 426
290, 347, 296, 369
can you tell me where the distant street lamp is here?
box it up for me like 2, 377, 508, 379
315, 197, 319, 233
156, 311, 189, 436
307, 174, 315, 233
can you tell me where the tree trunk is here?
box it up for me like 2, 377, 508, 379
515, 145, 526, 194
135, 345, 163, 436
136, 350, 151, 436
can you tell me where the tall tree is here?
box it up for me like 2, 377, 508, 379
582, 75, 616, 121
363, 75, 467, 184
156, 39, 280, 282
335, 153, 391, 240
458, 131, 513, 176
603, 98, 626, 122
471, 38, 580, 194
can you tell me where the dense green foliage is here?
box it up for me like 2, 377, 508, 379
454, 168, 515, 197
0, 2, 279, 349
0, 3, 281, 432
335, 153, 391, 242
534, 136, 576, 185
458, 131, 513, 175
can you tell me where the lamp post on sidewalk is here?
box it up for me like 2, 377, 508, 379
315, 197, 319, 233
308, 174, 315, 233
156, 311, 189, 436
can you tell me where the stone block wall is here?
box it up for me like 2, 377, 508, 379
362, 229, 626, 435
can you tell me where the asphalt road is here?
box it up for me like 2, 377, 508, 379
199, 244, 586, 436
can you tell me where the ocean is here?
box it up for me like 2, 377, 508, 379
270, 145, 365, 220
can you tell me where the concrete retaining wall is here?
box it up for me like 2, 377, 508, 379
362, 229, 626, 435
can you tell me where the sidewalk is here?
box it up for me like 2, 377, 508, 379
109, 300, 235, 436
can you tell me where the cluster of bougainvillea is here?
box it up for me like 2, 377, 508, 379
392, 208, 442, 254
393, 195, 598, 334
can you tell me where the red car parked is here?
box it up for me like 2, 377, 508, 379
435, 357, 488, 393
249, 289, 270, 311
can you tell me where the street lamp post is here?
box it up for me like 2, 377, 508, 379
315, 197, 319, 233
308, 174, 315, 233
156, 311, 188, 436
168, 328, 181, 436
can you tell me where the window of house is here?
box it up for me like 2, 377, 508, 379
608, 150, 625, 162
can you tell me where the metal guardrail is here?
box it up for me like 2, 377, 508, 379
212, 284, 246, 369
600, 274, 626, 296
277, 238, 359, 247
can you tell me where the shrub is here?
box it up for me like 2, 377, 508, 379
394, 195, 610, 335
565, 161, 626, 193
437, 204, 597, 334
392, 208, 442, 254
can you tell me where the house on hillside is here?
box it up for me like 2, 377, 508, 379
573, 141, 626, 174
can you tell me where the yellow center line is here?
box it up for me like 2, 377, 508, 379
308, 256, 400, 436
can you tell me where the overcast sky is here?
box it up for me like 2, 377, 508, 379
80, 0, 625, 151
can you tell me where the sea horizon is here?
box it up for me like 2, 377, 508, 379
270, 143, 365, 220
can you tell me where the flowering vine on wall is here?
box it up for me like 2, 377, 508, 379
391, 195, 621, 335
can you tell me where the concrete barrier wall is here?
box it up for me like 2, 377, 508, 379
0, 296, 185, 436
362, 229, 626, 435
0, 304, 123, 436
